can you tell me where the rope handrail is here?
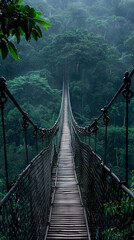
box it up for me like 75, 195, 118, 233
68, 70, 134, 185
88, 70, 134, 132
0, 76, 64, 191
0, 77, 63, 135
0, 150, 44, 205
102, 164, 134, 198
68, 70, 134, 135
89, 151, 134, 199
88, 150, 134, 199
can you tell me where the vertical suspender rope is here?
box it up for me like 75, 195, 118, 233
33, 126, 38, 155
122, 72, 133, 186
22, 114, 29, 166
0, 78, 9, 191
101, 107, 110, 165
1, 104, 9, 191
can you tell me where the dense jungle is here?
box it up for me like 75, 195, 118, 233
0, 0, 134, 199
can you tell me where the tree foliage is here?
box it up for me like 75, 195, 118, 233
0, 0, 51, 59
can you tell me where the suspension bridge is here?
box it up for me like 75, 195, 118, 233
0, 71, 134, 240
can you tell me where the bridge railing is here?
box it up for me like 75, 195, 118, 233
0, 77, 65, 239
69, 70, 134, 185
67, 72, 134, 240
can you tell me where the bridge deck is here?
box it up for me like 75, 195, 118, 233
46, 96, 90, 240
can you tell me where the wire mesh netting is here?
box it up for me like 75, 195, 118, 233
0, 147, 52, 239
71, 134, 134, 239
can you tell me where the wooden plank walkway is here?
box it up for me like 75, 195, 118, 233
46, 95, 90, 240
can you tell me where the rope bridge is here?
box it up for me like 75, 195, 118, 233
0, 71, 134, 240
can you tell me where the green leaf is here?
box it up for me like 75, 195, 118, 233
22, 5, 36, 18
11, 29, 21, 44
14, 30, 21, 44
0, 40, 8, 60
33, 16, 51, 30
35, 11, 42, 16
8, 42, 20, 60
32, 30, 38, 41
35, 25, 42, 38
17, 26, 24, 36
15, 0, 23, 4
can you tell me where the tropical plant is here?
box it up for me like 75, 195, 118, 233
0, 0, 51, 59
